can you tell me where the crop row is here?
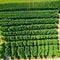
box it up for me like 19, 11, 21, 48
1, 24, 58, 32
0, 18, 58, 23
0, 1, 59, 11
0, 43, 58, 58
0, 39, 58, 46
0, 18, 58, 26
0, 10, 58, 19
37, 40, 58, 45
1, 29, 58, 36
15, 39, 58, 46
2, 35, 58, 41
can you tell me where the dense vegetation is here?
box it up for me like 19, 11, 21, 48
0, 41, 58, 58
0, 0, 59, 10
0, 0, 60, 59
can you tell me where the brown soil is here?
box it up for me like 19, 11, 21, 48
57, 14, 60, 50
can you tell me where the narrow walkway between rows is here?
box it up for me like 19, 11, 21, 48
58, 14, 60, 50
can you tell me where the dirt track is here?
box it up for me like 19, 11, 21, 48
57, 14, 60, 50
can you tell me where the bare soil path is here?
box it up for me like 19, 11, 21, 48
57, 14, 60, 50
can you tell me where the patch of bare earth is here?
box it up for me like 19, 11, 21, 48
57, 14, 60, 50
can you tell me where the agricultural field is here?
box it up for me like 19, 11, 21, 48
0, 0, 60, 60
0, 0, 59, 4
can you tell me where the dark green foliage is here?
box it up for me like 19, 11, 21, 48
0, 44, 5, 58
25, 46, 30, 58
11, 42, 18, 58
0, 1, 59, 10
30, 46, 34, 58
17, 46, 25, 58
1, 24, 58, 32
2, 35, 58, 41
0, 18, 58, 26
33, 46, 38, 58
1, 29, 58, 36
16, 41, 23, 46
38, 46, 42, 58
44, 45, 48, 58
4, 43, 11, 57
37, 39, 58, 45
0, 41, 59, 58
27, 40, 34, 46
0, 1, 59, 59
0, 10, 58, 19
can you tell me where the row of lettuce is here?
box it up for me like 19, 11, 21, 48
0, 41, 59, 58
0, 0, 59, 11
0, 7, 59, 59
0, 10, 58, 19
